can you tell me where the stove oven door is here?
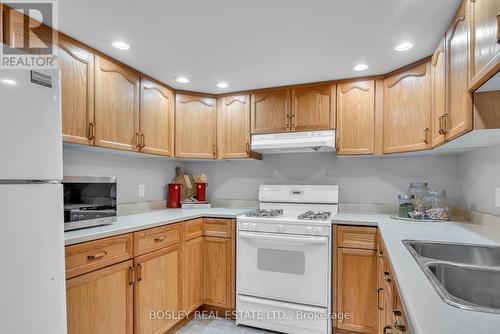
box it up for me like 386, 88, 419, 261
237, 231, 329, 307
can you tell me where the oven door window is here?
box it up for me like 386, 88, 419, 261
257, 248, 305, 275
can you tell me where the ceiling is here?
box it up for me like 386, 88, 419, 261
57, 0, 461, 94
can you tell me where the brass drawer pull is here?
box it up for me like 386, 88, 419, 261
87, 251, 107, 260
154, 236, 166, 242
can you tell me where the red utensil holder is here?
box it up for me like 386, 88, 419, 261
195, 183, 207, 202
167, 183, 183, 208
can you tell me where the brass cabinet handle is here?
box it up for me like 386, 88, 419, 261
384, 272, 392, 283
285, 114, 290, 129
383, 325, 393, 334
378, 250, 384, 259
154, 236, 166, 242
87, 251, 107, 260
424, 128, 430, 145
442, 113, 448, 134
141, 133, 145, 149
87, 123, 94, 140
291, 114, 296, 129
136, 263, 143, 281
438, 116, 444, 134
377, 288, 384, 310
497, 14, 500, 45
393, 323, 406, 332
213, 144, 217, 157
246, 142, 250, 155
136, 132, 141, 148
336, 138, 340, 153
128, 266, 135, 285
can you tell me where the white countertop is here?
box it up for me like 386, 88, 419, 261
64, 207, 249, 246
65, 209, 500, 333
333, 213, 500, 334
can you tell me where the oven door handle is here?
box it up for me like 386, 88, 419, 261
238, 232, 328, 244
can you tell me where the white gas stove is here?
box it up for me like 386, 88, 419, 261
236, 185, 338, 334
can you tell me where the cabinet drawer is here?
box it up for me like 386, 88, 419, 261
65, 234, 133, 279
204, 218, 233, 238
134, 223, 181, 256
337, 226, 377, 250
183, 218, 204, 241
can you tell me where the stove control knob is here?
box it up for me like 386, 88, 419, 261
277, 224, 285, 232
251, 223, 258, 231
305, 226, 313, 234
78, 215, 84, 220
316, 227, 324, 234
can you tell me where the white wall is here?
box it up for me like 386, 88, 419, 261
63, 147, 182, 204
457, 144, 500, 216
184, 153, 461, 205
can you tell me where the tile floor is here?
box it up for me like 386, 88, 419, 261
176, 318, 277, 333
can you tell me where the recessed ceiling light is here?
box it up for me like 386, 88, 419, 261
216, 82, 229, 89
353, 64, 368, 71
111, 40, 130, 50
175, 76, 189, 84
1, 78, 18, 86
395, 42, 413, 51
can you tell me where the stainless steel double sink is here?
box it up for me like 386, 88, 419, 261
404, 240, 500, 314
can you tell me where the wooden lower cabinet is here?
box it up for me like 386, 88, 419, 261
66, 260, 134, 334
182, 237, 204, 314
203, 236, 235, 309
336, 247, 378, 333
134, 245, 182, 334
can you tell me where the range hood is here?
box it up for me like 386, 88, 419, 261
251, 130, 336, 154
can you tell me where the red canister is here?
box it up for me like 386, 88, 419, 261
195, 183, 207, 202
167, 183, 183, 208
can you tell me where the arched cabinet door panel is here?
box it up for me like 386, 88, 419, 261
336, 81, 375, 155
94, 55, 140, 151
139, 77, 174, 156
383, 62, 432, 154
175, 94, 217, 159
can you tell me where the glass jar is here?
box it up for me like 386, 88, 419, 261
407, 182, 430, 212
398, 194, 414, 218
424, 190, 449, 220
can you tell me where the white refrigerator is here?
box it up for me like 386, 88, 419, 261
0, 68, 67, 334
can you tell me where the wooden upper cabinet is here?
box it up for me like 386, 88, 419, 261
251, 90, 291, 134
94, 55, 140, 151
291, 85, 335, 131
383, 62, 431, 153
336, 81, 375, 155
58, 35, 95, 145
218, 94, 251, 158
134, 245, 181, 334
66, 260, 134, 334
175, 94, 217, 159
139, 77, 175, 156
431, 38, 447, 148
446, 1, 473, 141
469, 0, 500, 86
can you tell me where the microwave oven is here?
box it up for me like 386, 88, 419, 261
63, 176, 117, 231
